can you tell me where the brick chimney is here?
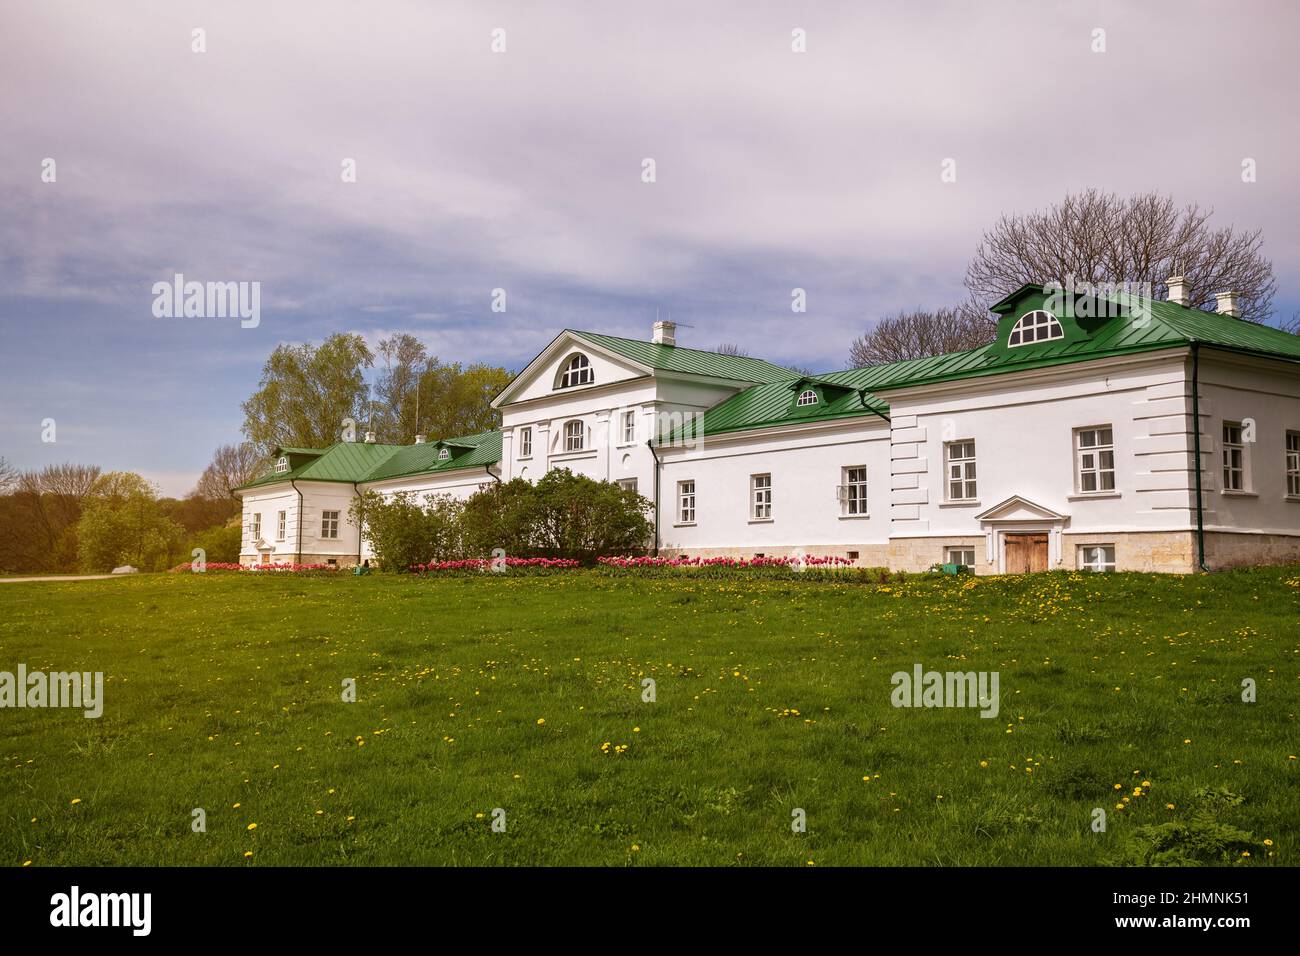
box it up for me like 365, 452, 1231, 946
1166, 275, 1191, 307
1214, 291, 1241, 318
414, 434, 427, 444
652, 320, 676, 346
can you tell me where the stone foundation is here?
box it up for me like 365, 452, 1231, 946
1204, 531, 1300, 570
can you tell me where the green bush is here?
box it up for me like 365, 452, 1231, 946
350, 491, 464, 571
189, 523, 242, 564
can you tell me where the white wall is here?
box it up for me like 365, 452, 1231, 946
1196, 352, 1300, 536
239, 481, 362, 564
658, 419, 891, 552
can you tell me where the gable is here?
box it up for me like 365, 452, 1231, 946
493, 331, 650, 406
974, 495, 1067, 522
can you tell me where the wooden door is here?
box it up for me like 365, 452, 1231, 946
1004, 534, 1048, 573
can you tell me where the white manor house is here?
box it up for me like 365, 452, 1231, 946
237, 280, 1300, 574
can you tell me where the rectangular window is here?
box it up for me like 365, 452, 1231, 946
1222, 422, 1244, 491
677, 480, 695, 524
1075, 426, 1115, 493
321, 510, 339, 539
251, 513, 261, 538
617, 478, 638, 493
1078, 544, 1116, 572
840, 465, 868, 516
623, 410, 636, 444
1286, 431, 1300, 496
519, 427, 532, 458
276, 510, 286, 540
564, 420, 584, 452
750, 474, 772, 520
946, 546, 976, 569
945, 441, 977, 501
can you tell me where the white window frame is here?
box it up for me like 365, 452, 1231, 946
438, 447, 450, 461
617, 477, 638, 493
559, 353, 594, 388
1222, 422, 1245, 491
251, 513, 261, 538
274, 456, 289, 474
1287, 430, 1300, 497
519, 426, 532, 459
750, 473, 772, 520
622, 410, 636, 444
946, 546, 976, 569
1075, 426, 1116, 494
321, 510, 340, 540
1008, 310, 1064, 347
563, 420, 585, 452
945, 440, 977, 502
677, 480, 696, 524
1078, 544, 1116, 572
276, 510, 286, 541
839, 465, 868, 516
796, 389, 818, 407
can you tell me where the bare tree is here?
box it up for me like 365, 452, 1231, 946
0, 457, 17, 493
849, 306, 996, 367
195, 443, 263, 500
965, 190, 1276, 323
714, 343, 751, 357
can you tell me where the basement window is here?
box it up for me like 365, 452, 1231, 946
1078, 545, 1116, 572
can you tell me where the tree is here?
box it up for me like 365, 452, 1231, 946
964, 190, 1276, 323
0, 457, 17, 493
190, 523, 242, 564
714, 343, 751, 357
0, 463, 101, 572
371, 332, 513, 444
849, 306, 995, 367
76, 472, 184, 572
195, 442, 263, 500
241, 333, 374, 452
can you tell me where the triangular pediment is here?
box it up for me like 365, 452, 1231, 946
974, 495, 1068, 523
492, 330, 650, 407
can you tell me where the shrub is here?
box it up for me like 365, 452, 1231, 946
350, 491, 464, 571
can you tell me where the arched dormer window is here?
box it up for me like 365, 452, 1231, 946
438, 448, 450, 461
563, 420, 585, 451
1008, 310, 1063, 347
559, 353, 594, 388
275, 456, 289, 474
796, 389, 818, 407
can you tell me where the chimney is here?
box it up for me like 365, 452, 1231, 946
652, 320, 677, 346
1166, 275, 1190, 307
414, 434, 427, 444
364, 430, 376, 444
1214, 291, 1241, 318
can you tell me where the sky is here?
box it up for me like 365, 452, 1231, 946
2, 0, 1298, 495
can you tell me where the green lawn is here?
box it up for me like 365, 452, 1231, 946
2, 568, 1296, 867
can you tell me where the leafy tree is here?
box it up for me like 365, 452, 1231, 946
0, 463, 101, 572
849, 306, 995, 366
371, 332, 513, 444
189, 523, 242, 564
241, 333, 374, 452
350, 490, 464, 571
76, 472, 184, 572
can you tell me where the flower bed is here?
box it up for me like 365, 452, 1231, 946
168, 562, 339, 574
597, 555, 853, 569
411, 557, 581, 575
595, 555, 903, 583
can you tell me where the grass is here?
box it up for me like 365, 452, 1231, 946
1, 567, 1296, 867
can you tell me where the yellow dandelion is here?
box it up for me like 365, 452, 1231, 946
1264, 839, 1273, 846
243, 851, 253, 858
247, 822, 257, 830
536, 718, 546, 725
70, 798, 81, 805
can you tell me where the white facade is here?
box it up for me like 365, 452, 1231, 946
238, 304, 1300, 573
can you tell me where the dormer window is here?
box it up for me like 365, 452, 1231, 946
438, 448, 450, 461
1008, 310, 1063, 347
796, 389, 818, 407
274, 456, 289, 474
559, 353, 594, 388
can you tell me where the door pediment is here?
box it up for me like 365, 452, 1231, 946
975, 495, 1068, 524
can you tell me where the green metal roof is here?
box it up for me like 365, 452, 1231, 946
238, 441, 404, 490
571, 330, 800, 384
363, 430, 502, 482
665, 286, 1300, 442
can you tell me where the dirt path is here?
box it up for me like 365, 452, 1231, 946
0, 574, 125, 583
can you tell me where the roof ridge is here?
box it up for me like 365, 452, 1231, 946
569, 329, 801, 373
